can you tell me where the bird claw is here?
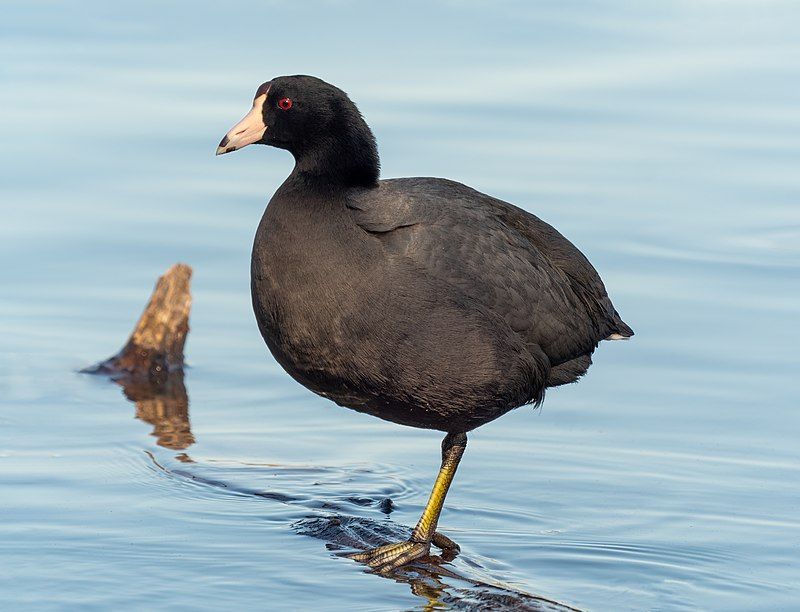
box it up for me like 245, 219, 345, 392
348, 539, 431, 573
431, 530, 460, 553
347, 531, 459, 573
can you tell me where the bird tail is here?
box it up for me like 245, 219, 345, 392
606, 310, 634, 340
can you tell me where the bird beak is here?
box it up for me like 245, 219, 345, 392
216, 93, 268, 155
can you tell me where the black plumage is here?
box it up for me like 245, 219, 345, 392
219, 75, 632, 570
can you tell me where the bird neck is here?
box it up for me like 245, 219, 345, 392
291, 122, 380, 189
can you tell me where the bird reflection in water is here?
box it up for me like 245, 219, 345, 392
296, 515, 579, 611
119, 376, 575, 610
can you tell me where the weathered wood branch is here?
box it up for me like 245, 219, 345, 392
83, 263, 192, 380
83, 263, 195, 450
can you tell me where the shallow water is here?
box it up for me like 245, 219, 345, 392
2, 2, 799, 610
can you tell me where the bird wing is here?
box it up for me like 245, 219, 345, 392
348, 177, 632, 365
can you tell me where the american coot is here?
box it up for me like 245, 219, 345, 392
217, 75, 633, 572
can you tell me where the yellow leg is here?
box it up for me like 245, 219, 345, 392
349, 432, 467, 573
411, 432, 467, 543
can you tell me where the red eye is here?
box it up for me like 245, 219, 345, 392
278, 97, 293, 110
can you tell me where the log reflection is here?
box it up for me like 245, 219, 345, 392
81, 263, 195, 451
119, 371, 194, 451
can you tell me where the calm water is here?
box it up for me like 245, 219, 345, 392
2, 2, 799, 610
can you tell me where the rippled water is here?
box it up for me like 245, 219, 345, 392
2, 2, 799, 610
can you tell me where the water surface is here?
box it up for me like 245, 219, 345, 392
1, 2, 799, 610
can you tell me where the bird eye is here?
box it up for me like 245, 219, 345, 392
278, 97, 293, 111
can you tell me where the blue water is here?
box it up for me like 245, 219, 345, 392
2, 2, 799, 610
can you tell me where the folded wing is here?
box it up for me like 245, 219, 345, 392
348, 177, 633, 370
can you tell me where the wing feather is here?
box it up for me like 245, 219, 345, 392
348, 177, 632, 365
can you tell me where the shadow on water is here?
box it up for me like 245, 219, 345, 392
110, 371, 579, 611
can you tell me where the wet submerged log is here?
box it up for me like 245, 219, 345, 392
83, 264, 194, 450
83, 263, 191, 380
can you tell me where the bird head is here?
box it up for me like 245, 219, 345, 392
216, 75, 360, 154
216, 75, 379, 187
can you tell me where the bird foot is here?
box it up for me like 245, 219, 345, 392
347, 531, 459, 573
348, 539, 430, 573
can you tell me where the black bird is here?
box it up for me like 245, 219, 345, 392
217, 75, 633, 572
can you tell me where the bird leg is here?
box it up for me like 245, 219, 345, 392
348, 432, 467, 573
